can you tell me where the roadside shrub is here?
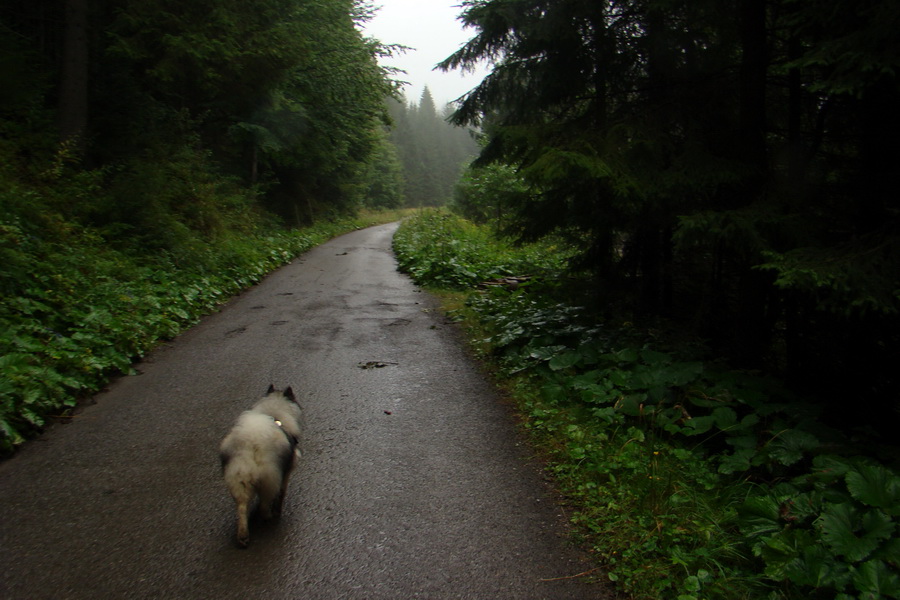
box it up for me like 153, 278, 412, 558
394, 211, 900, 600
0, 180, 393, 453
393, 208, 572, 289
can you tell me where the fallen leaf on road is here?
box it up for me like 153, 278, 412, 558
357, 361, 398, 369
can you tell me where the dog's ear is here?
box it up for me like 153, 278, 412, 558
267, 383, 276, 394
284, 386, 296, 402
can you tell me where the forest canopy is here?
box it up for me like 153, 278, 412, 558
1, 0, 405, 226
387, 88, 480, 209
441, 0, 900, 427
0, 0, 423, 447
3, 0, 898, 438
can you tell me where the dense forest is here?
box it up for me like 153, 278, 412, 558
0, 0, 425, 447
2, 0, 899, 595
387, 88, 480, 208
1, 0, 405, 223
387, 2, 900, 595
442, 0, 900, 432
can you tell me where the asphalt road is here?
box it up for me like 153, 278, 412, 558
0, 223, 610, 599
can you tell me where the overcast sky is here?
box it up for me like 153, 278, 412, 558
360, 0, 491, 107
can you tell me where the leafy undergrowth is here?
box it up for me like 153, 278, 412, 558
0, 201, 408, 453
394, 210, 900, 600
392, 208, 575, 289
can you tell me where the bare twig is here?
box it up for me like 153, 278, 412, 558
538, 567, 601, 582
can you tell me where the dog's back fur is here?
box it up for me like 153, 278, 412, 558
220, 385, 301, 547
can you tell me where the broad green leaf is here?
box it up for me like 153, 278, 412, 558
782, 543, 850, 589
640, 348, 671, 364
0, 352, 33, 371
739, 494, 782, 539
570, 371, 604, 390
610, 348, 639, 364
540, 382, 568, 404
766, 429, 821, 466
683, 415, 715, 435
606, 369, 630, 388
626, 426, 646, 443
668, 361, 704, 386
861, 510, 896, 544
590, 407, 619, 423
811, 454, 856, 483
20, 407, 45, 427
819, 503, 893, 562
633, 364, 667, 389
617, 394, 645, 417
529, 345, 567, 362
683, 575, 701, 592
719, 448, 755, 474
655, 406, 684, 430
0, 418, 25, 445
687, 394, 726, 408
852, 559, 900, 599
846, 464, 900, 514
726, 434, 758, 450
549, 350, 582, 371
874, 537, 900, 563
712, 406, 738, 429
577, 342, 605, 365
787, 490, 826, 522
760, 529, 812, 574
740, 413, 761, 428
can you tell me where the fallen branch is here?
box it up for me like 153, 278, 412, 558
357, 361, 398, 369
478, 275, 532, 290
538, 567, 601, 582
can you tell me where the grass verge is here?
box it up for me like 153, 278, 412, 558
394, 209, 900, 600
0, 206, 412, 453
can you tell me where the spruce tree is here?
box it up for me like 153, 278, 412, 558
442, 0, 900, 424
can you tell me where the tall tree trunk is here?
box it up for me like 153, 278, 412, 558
250, 143, 259, 184
858, 81, 899, 232
58, 0, 89, 148
637, 3, 676, 316
737, 0, 771, 365
786, 33, 803, 199
587, 3, 615, 279
739, 0, 767, 180
588, 4, 609, 131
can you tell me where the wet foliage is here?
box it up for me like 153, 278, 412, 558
395, 211, 900, 600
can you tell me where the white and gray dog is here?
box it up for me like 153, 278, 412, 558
220, 384, 301, 547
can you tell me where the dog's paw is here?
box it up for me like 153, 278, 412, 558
236, 524, 250, 548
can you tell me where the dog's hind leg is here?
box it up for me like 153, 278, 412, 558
235, 499, 251, 548
269, 446, 297, 517
257, 467, 282, 520
228, 480, 254, 548
274, 469, 291, 517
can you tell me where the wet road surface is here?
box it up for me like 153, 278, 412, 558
0, 223, 610, 599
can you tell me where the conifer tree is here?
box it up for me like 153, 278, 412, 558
386, 88, 478, 207
442, 0, 900, 421
1, 0, 397, 222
